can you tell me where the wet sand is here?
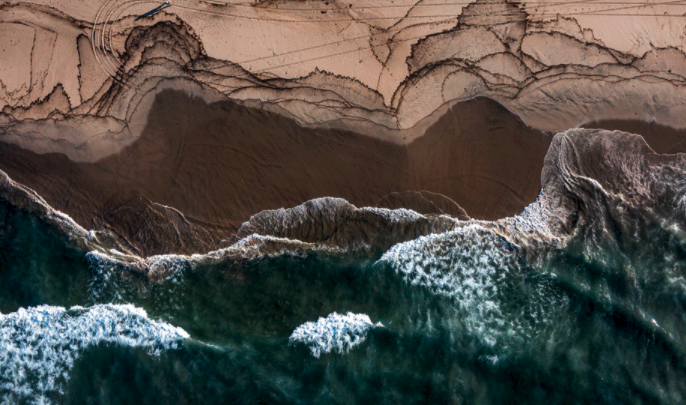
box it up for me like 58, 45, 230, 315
0, 91, 551, 255
582, 120, 686, 155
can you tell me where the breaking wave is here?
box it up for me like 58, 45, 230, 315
289, 312, 383, 358
0, 304, 188, 404
377, 224, 570, 349
1, 129, 686, 403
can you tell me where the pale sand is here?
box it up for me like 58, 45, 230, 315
2, 0, 686, 255
3, 0, 686, 158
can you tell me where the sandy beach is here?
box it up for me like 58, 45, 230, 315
0, 92, 552, 255
3, 0, 686, 255
3, 1, 686, 403
0, 0, 685, 253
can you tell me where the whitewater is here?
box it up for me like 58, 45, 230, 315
1, 129, 686, 404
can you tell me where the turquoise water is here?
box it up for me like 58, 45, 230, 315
2, 197, 686, 404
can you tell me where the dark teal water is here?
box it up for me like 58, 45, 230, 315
2, 197, 686, 404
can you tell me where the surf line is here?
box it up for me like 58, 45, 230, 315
135, 0, 172, 21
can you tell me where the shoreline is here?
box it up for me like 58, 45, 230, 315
0, 92, 551, 255
3, 91, 685, 257
1, 124, 683, 272
581, 119, 686, 155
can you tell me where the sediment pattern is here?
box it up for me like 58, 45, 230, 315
3, 2, 686, 401
2, 0, 686, 255
0, 93, 551, 255
3, 0, 686, 148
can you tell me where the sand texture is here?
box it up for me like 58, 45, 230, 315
1, 127, 684, 278
2, 0, 686, 255
0, 93, 550, 255
3, 0, 686, 142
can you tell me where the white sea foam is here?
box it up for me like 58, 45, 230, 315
378, 224, 568, 349
359, 206, 425, 222
289, 312, 383, 358
673, 176, 686, 215
0, 304, 188, 404
87, 234, 339, 272
379, 225, 513, 298
86, 251, 129, 302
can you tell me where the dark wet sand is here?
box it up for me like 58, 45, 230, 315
0, 91, 552, 255
583, 120, 686, 154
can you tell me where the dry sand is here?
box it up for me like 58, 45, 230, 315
3, 0, 686, 137
2, 0, 686, 255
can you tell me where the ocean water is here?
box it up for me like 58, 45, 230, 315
2, 191, 686, 404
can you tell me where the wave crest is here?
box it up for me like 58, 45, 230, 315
0, 304, 188, 404
289, 312, 383, 358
